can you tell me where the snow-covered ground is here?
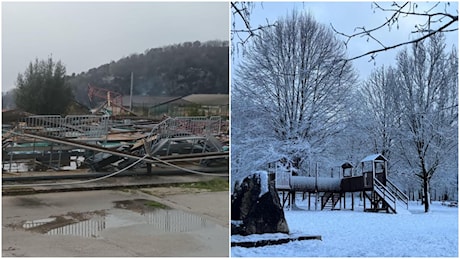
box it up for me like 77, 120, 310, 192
232, 198, 458, 257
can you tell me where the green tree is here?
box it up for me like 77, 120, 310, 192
15, 57, 73, 114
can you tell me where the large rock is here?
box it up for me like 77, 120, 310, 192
231, 173, 289, 236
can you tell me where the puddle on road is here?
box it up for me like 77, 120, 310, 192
46, 216, 106, 238
145, 209, 210, 232
20, 211, 106, 238
19, 200, 213, 239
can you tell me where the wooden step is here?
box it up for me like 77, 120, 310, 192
231, 235, 322, 248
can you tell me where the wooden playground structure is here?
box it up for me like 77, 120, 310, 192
271, 154, 409, 214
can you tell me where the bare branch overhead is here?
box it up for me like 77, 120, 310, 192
331, 1, 458, 62
231, 2, 276, 51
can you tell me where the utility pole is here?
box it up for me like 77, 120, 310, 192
129, 72, 134, 111
315, 162, 318, 211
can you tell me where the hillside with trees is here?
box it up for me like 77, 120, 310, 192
3, 40, 229, 111
68, 40, 229, 107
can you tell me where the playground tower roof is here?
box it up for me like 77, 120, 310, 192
360, 153, 387, 162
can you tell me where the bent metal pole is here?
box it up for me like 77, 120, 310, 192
14, 132, 229, 165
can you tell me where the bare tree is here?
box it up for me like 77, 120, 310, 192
358, 65, 414, 196
394, 33, 458, 212
332, 2, 458, 62
359, 65, 402, 159
233, 10, 357, 173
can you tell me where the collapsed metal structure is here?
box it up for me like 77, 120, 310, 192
2, 115, 228, 174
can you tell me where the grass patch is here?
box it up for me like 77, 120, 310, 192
143, 200, 170, 209
176, 177, 228, 192
2, 187, 36, 196
117, 188, 138, 195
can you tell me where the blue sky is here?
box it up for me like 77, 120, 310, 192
231, 1, 458, 82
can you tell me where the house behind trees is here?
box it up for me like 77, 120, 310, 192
121, 94, 229, 119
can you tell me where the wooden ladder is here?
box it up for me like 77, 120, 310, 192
321, 192, 341, 210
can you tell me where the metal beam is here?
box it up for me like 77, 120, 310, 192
14, 132, 228, 165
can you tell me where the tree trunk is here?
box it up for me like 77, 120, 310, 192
423, 174, 430, 212
290, 191, 296, 208
289, 156, 301, 209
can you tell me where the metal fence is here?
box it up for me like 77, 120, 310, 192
19, 115, 110, 139
148, 116, 222, 139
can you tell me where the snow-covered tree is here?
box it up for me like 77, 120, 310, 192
232, 10, 357, 179
394, 33, 458, 212
231, 93, 283, 188
359, 66, 401, 158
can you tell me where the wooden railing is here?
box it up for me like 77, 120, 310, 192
373, 178, 397, 213
387, 179, 409, 209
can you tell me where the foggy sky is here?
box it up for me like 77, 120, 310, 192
2, 1, 229, 92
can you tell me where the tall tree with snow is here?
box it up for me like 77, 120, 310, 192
357, 65, 412, 189
231, 93, 283, 187
359, 66, 401, 159
394, 33, 458, 212
233, 10, 357, 177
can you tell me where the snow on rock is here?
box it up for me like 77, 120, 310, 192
231, 172, 289, 236
231, 220, 243, 227
254, 171, 269, 197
